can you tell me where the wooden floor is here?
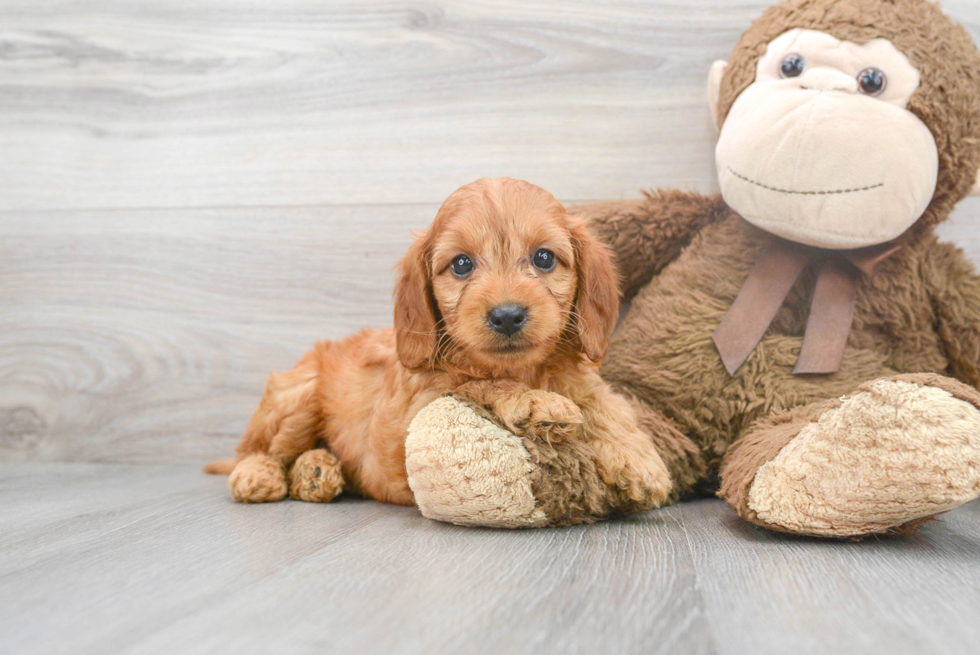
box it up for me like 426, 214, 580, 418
4, 1, 980, 653
2, 462, 979, 655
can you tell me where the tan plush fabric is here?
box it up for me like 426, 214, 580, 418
407, 395, 671, 528
715, 0, 980, 237
406, 397, 548, 528
715, 29, 938, 249
747, 379, 980, 536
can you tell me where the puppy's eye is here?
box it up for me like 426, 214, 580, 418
532, 248, 556, 271
857, 67, 887, 96
450, 254, 474, 277
780, 53, 805, 78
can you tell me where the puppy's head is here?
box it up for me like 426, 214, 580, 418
393, 178, 619, 376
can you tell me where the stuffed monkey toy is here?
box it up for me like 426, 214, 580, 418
403, 0, 980, 537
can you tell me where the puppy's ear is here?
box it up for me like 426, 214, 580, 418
393, 231, 439, 369
570, 219, 620, 362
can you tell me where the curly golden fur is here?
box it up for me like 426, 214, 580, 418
206, 178, 671, 508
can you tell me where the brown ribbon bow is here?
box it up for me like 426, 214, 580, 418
712, 238, 901, 376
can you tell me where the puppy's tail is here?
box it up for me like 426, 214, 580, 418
203, 458, 236, 475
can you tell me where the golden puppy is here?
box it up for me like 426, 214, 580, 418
206, 178, 671, 508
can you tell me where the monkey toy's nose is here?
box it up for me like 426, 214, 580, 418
799, 68, 859, 94
487, 304, 528, 337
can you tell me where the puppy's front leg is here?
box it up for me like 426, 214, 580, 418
454, 380, 583, 443
578, 382, 673, 510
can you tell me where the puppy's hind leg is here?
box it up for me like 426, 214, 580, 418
229, 351, 324, 503
288, 448, 345, 503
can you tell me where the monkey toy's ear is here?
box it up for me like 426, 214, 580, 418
971, 167, 980, 197
707, 60, 729, 133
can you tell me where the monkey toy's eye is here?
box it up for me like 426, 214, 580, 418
780, 54, 805, 78
451, 254, 474, 277
532, 248, 556, 271
857, 68, 887, 96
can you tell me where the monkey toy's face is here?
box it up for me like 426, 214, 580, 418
710, 28, 940, 250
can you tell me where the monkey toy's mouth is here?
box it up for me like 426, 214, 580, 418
716, 106, 937, 250
727, 167, 884, 197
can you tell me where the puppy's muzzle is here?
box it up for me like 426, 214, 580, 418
487, 304, 528, 337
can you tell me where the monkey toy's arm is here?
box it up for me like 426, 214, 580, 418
570, 189, 730, 301
925, 241, 980, 388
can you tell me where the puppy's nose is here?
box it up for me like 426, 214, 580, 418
487, 304, 528, 337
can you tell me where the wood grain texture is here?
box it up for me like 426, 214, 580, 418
0, 0, 976, 210
3, 463, 980, 655
682, 499, 980, 655
0, 205, 437, 462
0, 463, 713, 655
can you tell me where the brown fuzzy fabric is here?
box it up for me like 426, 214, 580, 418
570, 189, 732, 301
716, 0, 980, 236
717, 397, 841, 530
542, 0, 980, 539
923, 243, 980, 387
457, 396, 611, 526
523, 432, 672, 526
464, 395, 665, 526
599, 206, 980, 471
718, 373, 980, 537
521, 436, 609, 527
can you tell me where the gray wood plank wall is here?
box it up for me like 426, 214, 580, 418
2, 0, 979, 463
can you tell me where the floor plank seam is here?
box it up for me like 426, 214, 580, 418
674, 505, 722, 655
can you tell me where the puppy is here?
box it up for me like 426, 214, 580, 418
205, 178, 671, 508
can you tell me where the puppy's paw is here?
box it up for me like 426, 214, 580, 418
505, 390, 583, 442
228, 453, 288, 503
626, 454, 673, 507
288, 449, 344, 503
598, 443, 673, 510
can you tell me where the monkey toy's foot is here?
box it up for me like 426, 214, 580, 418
288, 448, 345, 503
724, 375, 980, 538
405, 396, 550, 527
228, 453, 288, 503
407, 394, 633, 528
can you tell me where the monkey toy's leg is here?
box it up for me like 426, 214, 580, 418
404, 382, 684, 528
718, 374, 980, 538
453, 379, 677, 518
404, 380, 608, 528
405, 394, 554, 528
